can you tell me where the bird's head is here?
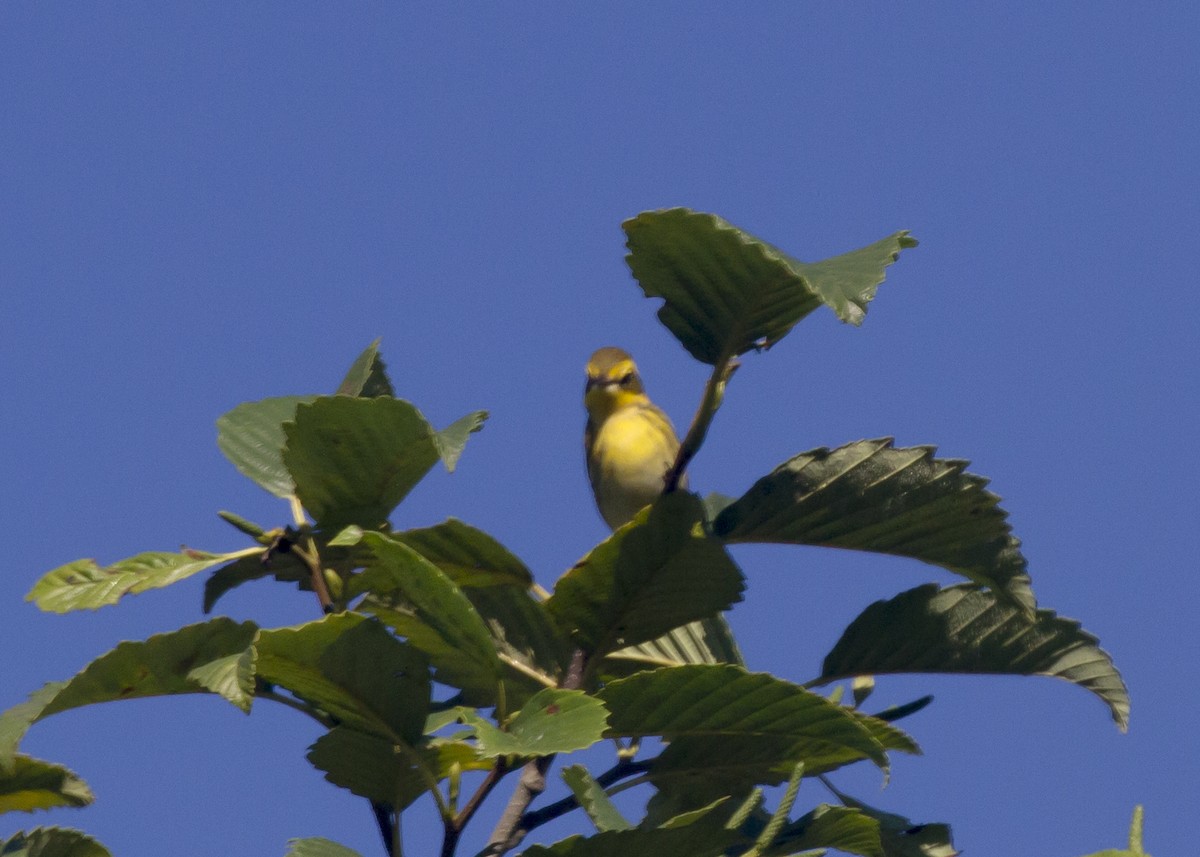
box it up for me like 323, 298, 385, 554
585, 346, 647, 420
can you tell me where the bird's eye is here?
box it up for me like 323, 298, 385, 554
620, 371, 635, 386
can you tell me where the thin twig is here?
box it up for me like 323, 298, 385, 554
479, 650, 587, 856
442, 760, 509, 857
286, 495, 334, 613
516, 759, 651, 834
663, 357, 740, 493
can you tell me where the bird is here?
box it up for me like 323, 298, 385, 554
584, 346, 686, 531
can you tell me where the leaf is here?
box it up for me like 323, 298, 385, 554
202, 552, 287, 613
216, 395, 318, 497
560, 765, 632, 832
28, 551, 231, 613
457, 584, 571, 695
747, 761, 804, 856
433, 410, 489, 473
598, 665, 891, 808
756, 804, 884, 857
335, 339, 395, 398
202, 536, 368, 614
604, 616, 744, 678
713, 439, 1035, 612
546, 493, 745, 658
391, 519, 534, 588
0, 619, 259, 766
1079, 805, 1150, 857
818, 583, 1129, 731
0, 686, 66, 774
282, 397, 483, 528
285, 837, 365, 857
352, 534, 505, 706
623, 208, 915, 364
254, 614, 430, 743
458, 689, 609, 758
306, 727, 484, 809
0, 827, 112, 857
0, 756, 93, 814
518, 822, 739, 857
823, 786, 958, 857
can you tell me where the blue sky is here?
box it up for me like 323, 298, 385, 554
2, 5, 1196, 856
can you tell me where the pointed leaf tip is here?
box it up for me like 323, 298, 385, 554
821, 583, 1129, 731
623, 209, 915, 364
714, 438, 1035, 612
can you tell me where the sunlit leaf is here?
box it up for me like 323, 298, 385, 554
561, 765, 632, 832
0, 756, 93, 814
433, 410, 489, 473
819, 583, 1129, 731
458, 689, 609, 758
216, 395, 317, 497
335, 339, 395, 398
623, 208, 915, 364
604, 616, 743, 678
713, 439, 1035, 611
282, 397, 483, 528
28, 551, 230, 613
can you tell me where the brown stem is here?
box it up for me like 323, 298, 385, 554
479, 650, 587, 855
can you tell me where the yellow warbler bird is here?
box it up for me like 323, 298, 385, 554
584, 347, 687, 531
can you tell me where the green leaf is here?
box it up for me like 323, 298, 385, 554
458, 689, 609, 758
819, 583, 1129, 731
598, 665, 892, 808
202, 536, 368, 614
713, 439, 1035, 612
546, 493, 745, 659
216, 395, 318, 497
623, 208, 915, 364
0, 686, 66, 774
254, 614, 430, 743
202, 552, 286, 613
28, 551, 232, 613
0, 827, 112, 857
561, 765, 632, 832
519, 823, 739, 857
353, 534, 505, 707
1079, 805, 1150, 857
391, 519, 534, 588
604, 615, 743, 678
747, 761, 804, 856
0, 619, 259, 767
335, 339, 395, 398
282, 397, 483, 528
0, 756, 93, 814
285, 837, 365, 857
433, 410, 489, 473
756, 804, 884, 857
457, 584, 571, 696
305, 727, 483, 809
822, 786, 957, 857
